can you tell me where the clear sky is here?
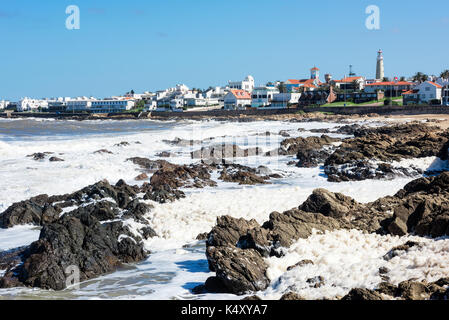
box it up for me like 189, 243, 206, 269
1, 0, 448, 100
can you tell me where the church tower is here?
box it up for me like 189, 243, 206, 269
376, 49, 385, 80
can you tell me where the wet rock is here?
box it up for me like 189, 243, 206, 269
27, 152, 53, 161
287, 260, 314, 271
207, 216, 260, 248
280, 292, 305, 300
0, 207, 147, 290
196, 232, 209, 241
242, 295, 263, 300
93, 149, 113, 155
127, 158, 169, 173
376, 282, 398, 297
334, 124, 364, 135
219, 168, 270, 185
384, 173, 449, 237
49, 157, 65, 162
135, 173, 149, 181
306, 276, 325, 288
163, 137, 201, 147
192, 144, 263, 160
300, 189, 360, 219
324, 124, 449, 182
0, 196, 60, 228
204, 276, 229, 294
114, 141, 130, 147
397, 281, 429, 300
279, 130, 291, 137
342, 288, 384, 300
279, 135, 340, 157
140, 226, 158, 240
156, 151, 177, 158
205, 246, 269, 295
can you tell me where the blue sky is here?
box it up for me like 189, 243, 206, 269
0, 0, 448, 100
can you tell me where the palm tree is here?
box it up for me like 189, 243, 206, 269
412, 72, 429, 83
440, 70, 449, 80
351, 79, 360, 92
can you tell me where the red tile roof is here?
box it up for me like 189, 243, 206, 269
334, 76, 364, 83
230, 89, 251, 100
366, 81, 414, 86
427, 81, 443, 88
402, 90, 419, 95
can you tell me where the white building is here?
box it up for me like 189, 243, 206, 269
66, 99, 94, 112
223, 90, 252, 110
251, 86, 280, 108
270, 93, 301, 109
16, 98, 49, 112
90, 99, 135, 113
416, 81, 442, 103
228, 75, 255, 93
0, 100, 9, 110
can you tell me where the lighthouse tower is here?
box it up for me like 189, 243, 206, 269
310, 66, 320, 80
376, 49, 385, 80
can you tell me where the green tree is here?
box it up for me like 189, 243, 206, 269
441, 70, 449, 80
412, 72, 428, 83
277, 82, 287, 93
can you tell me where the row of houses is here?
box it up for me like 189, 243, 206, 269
0, 96, 137, 113
2, 64, 449, 112
284, 67, 449, 106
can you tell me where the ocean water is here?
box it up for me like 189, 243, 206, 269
0, 117, 446, 300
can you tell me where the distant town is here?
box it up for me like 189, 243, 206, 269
1, 50, 449, 114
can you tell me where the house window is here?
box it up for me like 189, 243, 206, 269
425, 87, 430, 91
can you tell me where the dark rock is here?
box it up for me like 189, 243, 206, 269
27, 152, 53, 161
0, 208, 147, 291
0, 196, 60, 228
324, 124, 449, 182
135, 173, 149, 181
196, 232, 209, 241
204, 276, 229, 294
205, 246, 269, 295
242, 295, 263, 300
49, 157, 65, 162
280, 292, 305, 300
192, 144, 263, 160
93, 149, 113, 154
287, 260, 314, 271
115, 141, 130, 147
397, 281, 429, 300
342, 288, 384, 300
163, 137, 201, 147
192, 284, 206, 294
207, 216, 260, 248
140, 226, 158, 240
156, 151, 177, 158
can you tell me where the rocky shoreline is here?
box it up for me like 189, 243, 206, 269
1, 118, 449, 300
199, 172, 449, 299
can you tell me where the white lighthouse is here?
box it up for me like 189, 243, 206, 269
376, 49, 385, 80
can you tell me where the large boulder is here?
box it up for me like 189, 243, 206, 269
0, 201, 148, 291
205, 246, 269, 295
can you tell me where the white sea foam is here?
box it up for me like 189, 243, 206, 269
0, 225, 41, 251
262, 229, 449, 300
